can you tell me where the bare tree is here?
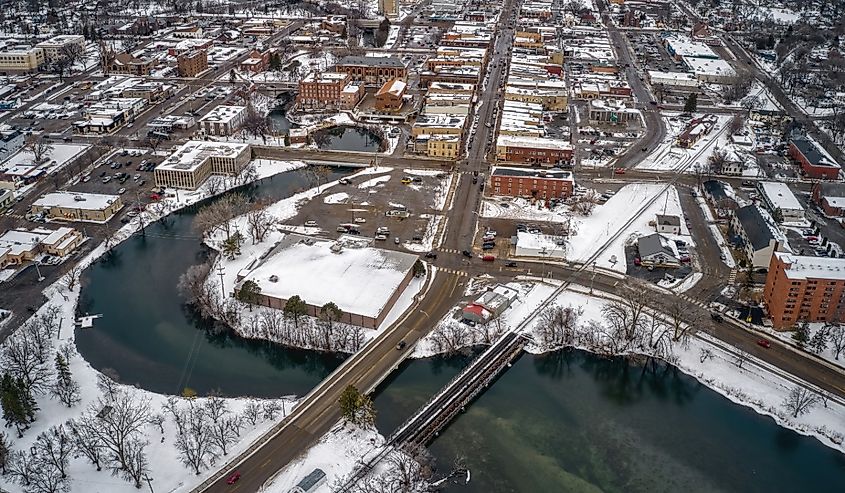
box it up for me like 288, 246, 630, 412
175, 402, 218, 475
147, 414, 166, 435
6, 450, 37, 488
120, 438, 149, 489
262, 401, 283, 420
2, 323, 55, 396
659, 298, 699, 344
536, 304, 582, 349
601, 283, 650, 344
572, 190, 599, 216
242, 400, 262, 426
245, 203, 275, 245
162, 396, 186, 437
829, 323, 845, 360
242, 100, 271, 140
60, 265, 83, 291
81, 391, 150, 474
96, 369, 121, 403
67, 418, 104, 471
782, 386, 819, 418
209, 414, 242, 456
203, 392, 228, 424
33, 425, 74, 479
728, 114, 745, 135
699, 348, 714, 363
24, 136, 55, 166
733, 349, 749, 370
59, 43, 84, 71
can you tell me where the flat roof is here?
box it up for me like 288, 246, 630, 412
243, 234, 418, 319
777, 252, 845, 281
32, 192, 120, 211
758, 181, 803, 211
337, 55, 404, 68
158, 141, 249, 173
683, 57, 736, 77
497, 134, 572, 151
492, 166, 574, 180
198, 105, 245, 124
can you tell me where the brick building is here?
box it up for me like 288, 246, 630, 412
239, 49, 270, 74
812, 182, 845, 217
789, 137, 841, 180
108, 52, 155, 76
375, 78, 406, 112
496, 135, 573, 166
177, 49, 208, 77
489, 166, 574, 200
297, 72, 363, 110
335, 56, 406, 86
764, 252, 845, 329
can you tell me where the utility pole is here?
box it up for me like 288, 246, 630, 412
217, 264, 226, 298
143, 474, 154, 493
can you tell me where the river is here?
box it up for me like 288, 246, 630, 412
74, 170, 845, 490
374, 350, 845, 492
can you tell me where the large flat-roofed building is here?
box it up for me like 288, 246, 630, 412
297, 72, 362, 110
335, 56, 407, 86
154, 141, 251, 190
236, 234, 418, 329
496, 135, 573, 166
177, 49, 208, 77
0, 226, 83, 268
31, 192, 123, 223
0, 45, 45, 73
489, 166, 574, 200
757, 181, 804, 223
35, 35, 85, 64
198, 105, 246, 136
764, 253, 845, 329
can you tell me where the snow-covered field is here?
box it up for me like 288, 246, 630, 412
635, 114, 732, 173
481, 197, 571, 223
568, 183, 691, 272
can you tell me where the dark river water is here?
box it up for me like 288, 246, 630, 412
75, 169, 845, 491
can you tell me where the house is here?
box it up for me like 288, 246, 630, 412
462, 284, 519, 323
107, 52, 155, 76
788, 137, 841, 180
239, 49, 270, 74
731, 204, 782, 271
637, 233, 680, 267
288, 468, 326, 493
701, 179, 737, 217
812, 182, 845, 217
655, 214, 681, 235
677, 114, 718, 148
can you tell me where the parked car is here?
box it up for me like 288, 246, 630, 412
710, 312, 724, 323
614, 168, 626, 175
353, 217, 366, 224
756, 339, 771, 349
400, 177, 412, 184
394, 237, 400, 244
462, 250, 472, 258
396, 341, 407, 350
482, 255, 495, 262
424, 252, 438, 259
304, 220, 318, 227
505, 261, 517, 267
375, 234, 388, 241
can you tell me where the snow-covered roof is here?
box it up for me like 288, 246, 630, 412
32, 192, 119, 211
776, 252, 845, 281
158, 141, 249, 172
758, 181, 802, 212
242, 234, 418, 319
496, 134, 572, 151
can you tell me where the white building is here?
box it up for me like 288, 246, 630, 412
199, 105, 246, 136
757, 181, 804, 223
35, 35, 86, 63
655, 214, 681, 235
514, 231, 567, 259
683, 57, 737, 84
154, 141, 251, 190
647, 71, 699, 88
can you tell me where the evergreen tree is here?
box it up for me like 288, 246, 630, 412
793, 320, 810, 349
283, 295, 307, 328
0, 432, 10, 474
235, 280, 262, 310
0, 374, 34, 437
810, 328, 828, 354
684, 92, 698, 113
52, 353, 80, 407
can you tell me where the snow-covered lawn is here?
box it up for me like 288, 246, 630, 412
358, 175, 391, 189
757, 322, 845, 372
568, 183, 691, 272
324, 192, 350, 204
481, 197, 570, 223
635, 114, 732, 173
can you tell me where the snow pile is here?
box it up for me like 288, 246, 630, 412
324, 192, 349, 204
358, 175, 391, 189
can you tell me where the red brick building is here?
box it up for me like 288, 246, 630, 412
496, 135, 573, 166
811, 182, 845, 217
763, 252, 845, 329
489, 166, 574, 200
297, 72, 350, 108
375, 78, 406, 112
176, 49, 208, 77
335, 55, 407, 86
239, 49, 270, 74
789, 137, 841, 180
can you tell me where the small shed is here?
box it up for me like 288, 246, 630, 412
289, 468, 326, 493
655, 214, 681, 235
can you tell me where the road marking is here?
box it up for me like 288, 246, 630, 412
260, 459, 271, 469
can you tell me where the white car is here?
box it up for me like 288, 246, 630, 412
117, 188, 126, 194
304, 220, 318, 227
353, 217, 366, 224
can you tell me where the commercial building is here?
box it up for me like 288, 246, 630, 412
0, 127, 25, 164
677, 113, 718, 148
35, 35, 85, 64
789, 137, 840, 180
198, 105, 246, 136
31, 192, 123, 223
647, 71, 699, 88
154, 141, 251, 190
177, 49, 208, 77
107, 52, 155, 76
588, 99, 639, 125
462, 284, 519, 323
496, 135, 573, 166
656, 214, 681, 235
489, 166, 574, 200
682, 57, 737, 84
513, 232, 567, 259
375, 78, 406, 112
235, 234, 418, 329
811, 182, 845, 217
297, 72, 363, 110
0, 226, 83, 268
0, 189, 13, 210
757, 181, 804, 223
425, 134, 461, 158
239, 49, 270, 74
73, 97, 147, 134
335, 56, 407, 86
764, 253, 845, 329
0, 45, 45, 73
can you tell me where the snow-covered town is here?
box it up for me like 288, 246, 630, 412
0, 0, 845, 492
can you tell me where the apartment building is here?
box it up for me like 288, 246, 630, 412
489, 167, 574, 200
496, 135, 573, 166
198, 105, 246, 136
177, 49, 208, 77
375, 78, 406, 111
108, 52, 155, 76
154, 141, 251, 190
764, 253, 845, 329
297, 72, 363, 110
789, 136, 841, 180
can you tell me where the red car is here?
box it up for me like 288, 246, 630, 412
482, 255, 495, 262
226, 471, 241, 485
756, 339, 771, 349
633, 257, 641, 266
614, 168, 626, 175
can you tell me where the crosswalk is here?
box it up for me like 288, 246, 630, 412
728, 269, 737, 284
438, 267, 468, 277
437, 247, 462, 254
679, 293, 709, 309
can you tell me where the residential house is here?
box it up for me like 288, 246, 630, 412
811, 182, 845, 217
702, 179, 737, 217
730, 204, 781, 271
655, 214, 681, 235
637, 233, 680, 267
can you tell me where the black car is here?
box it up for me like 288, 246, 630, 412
710, 312, 724, 323
505, 261, 517, 267
424, 252, 438, 259
396, 341, 407, 350
462, 250, 472, 258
